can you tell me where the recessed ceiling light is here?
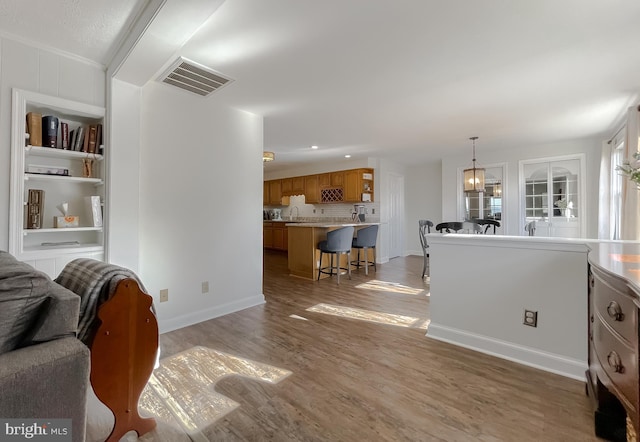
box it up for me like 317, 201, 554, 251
311, 145, 318, 149
345, 155, 351, 158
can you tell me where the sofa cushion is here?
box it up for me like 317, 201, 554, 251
0, 251, 51, 355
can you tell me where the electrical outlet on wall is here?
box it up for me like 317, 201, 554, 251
202, 281, 209, 294
160, 289, 169, 303
523, 309, 537, 327
372, 208, 375, 214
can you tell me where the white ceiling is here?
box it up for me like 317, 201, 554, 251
2, 0, 640, 173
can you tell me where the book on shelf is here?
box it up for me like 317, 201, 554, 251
42, 115, 58, 148
69, 129, 76, 150
26, 164, 70, 176
87, 125, 97, 153
26, 112, 42, 147
73, 126, 85, 151
82, 125, 90, 152
96, 124, 103, 151
61, 122, 69, 149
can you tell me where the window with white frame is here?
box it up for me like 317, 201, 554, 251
610, 131, 625, 239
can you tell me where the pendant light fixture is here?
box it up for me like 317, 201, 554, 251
463, 136, 485, 192
263, 151, 275, 162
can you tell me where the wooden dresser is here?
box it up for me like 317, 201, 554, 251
587, 243, 640, 442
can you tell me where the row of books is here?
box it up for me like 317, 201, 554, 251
26, 112, 103, 153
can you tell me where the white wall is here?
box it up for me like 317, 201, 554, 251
138, 82, 264, 333
107, 79, 141, 271
428, 235, 589, 380
440, 138, 602, 238
404, 160, 442, 255
0, 37, 105, 251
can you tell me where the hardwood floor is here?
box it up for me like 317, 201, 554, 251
154, 250, 601, 441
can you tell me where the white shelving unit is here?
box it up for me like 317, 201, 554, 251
9, 88, 107, 263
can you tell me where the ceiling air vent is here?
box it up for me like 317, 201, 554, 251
158, 57, 233, 97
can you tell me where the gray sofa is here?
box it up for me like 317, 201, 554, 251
0, 251, 90, 442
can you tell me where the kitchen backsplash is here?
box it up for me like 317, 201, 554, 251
264, 195, 380, 221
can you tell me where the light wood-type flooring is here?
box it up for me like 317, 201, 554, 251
150, 251, 602, 441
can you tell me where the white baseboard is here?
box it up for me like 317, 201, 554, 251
427, 323, 587, 381
158, 294, 266, 334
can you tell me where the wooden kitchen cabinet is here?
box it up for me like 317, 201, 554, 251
331, 172, 344, 187
263, 181, 269, 203
264, 222, 288, 251
318, 173, 331, 188
268, 180, 282, 205
305, 175, 320, 204
281, 178, 292, 196
292, 176, 305, 195
344, 169, 360, 202
263, 223, 274, 248
344, 168, 374, 202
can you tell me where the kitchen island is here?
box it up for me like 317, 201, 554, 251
286, 222, 379, 280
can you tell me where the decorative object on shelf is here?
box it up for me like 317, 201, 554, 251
617, 151, 640, 188
26, 189, 44, 229
463, 136, 485, 192
54, 203, 79, 228
263, 151, 275, 162
86, 196, 103, 227
82, 158, 94, 178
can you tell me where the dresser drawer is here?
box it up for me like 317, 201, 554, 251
592, 268, 638, 346
593, 316, 638, 411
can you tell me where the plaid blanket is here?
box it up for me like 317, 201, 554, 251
55, 258, 150, 345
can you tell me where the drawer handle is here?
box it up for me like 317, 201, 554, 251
607, 351, 624, 374
589, 272, 595, 289
606, 301, 624, 321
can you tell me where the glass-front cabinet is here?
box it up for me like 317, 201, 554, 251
520, 155, 585, 238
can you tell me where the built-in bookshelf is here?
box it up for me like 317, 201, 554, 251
9, 88, 106, 262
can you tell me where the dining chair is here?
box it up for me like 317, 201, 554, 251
435, 222, 464, 233
475, 219, 501, 234
418, 220, 433, 279
462, 221, 482, 234
525, 220, 536, 236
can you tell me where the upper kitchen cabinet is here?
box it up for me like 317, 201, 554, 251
304, 175, 320, 204
344, 168, 374, 202
264, 168, 374, 205
281, 176, 305, 196
268, 180, 282, 205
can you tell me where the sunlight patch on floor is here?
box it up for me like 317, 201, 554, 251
289, 314, 309, 320
306, 303, 427, 328
138, 346, 291, 438
355, 279, 426, 295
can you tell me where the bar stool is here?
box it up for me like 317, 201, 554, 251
317, 226, 355, 284
351, 225, 378, 275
